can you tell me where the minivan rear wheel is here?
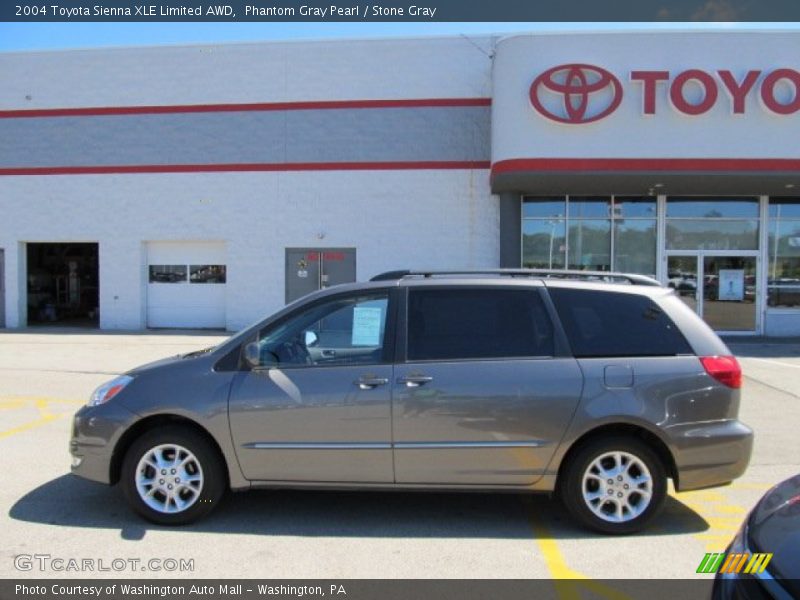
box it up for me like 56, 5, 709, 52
559, 436, 667, 534
121, 426, 225, 525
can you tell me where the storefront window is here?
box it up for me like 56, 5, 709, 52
522, 219, 567, 269
522, 196, 655, 276
522, 199, 565, 219
613, 197, 656, 277
768, 199, 800, 308
615, 219, 657, 275
568, 219, 611, 270
666, 197, 759, 250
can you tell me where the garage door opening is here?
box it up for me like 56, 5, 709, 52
26, 243, 99, 327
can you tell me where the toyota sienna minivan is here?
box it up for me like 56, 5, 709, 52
70, 269, 753, 534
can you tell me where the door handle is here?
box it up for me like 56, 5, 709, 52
356, 376, 389, 390
321, 349, 336, 358
397, 375, 434, 387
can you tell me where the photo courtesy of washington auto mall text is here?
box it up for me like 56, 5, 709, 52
13, 583, 348, 597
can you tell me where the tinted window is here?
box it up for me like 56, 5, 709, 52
548, 289, 691, 358
407, 288, 554, 361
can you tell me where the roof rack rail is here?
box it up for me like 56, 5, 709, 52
369, 269, 662, 287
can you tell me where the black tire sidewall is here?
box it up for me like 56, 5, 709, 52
120, 426, 225, 525
560, 436, 667, 535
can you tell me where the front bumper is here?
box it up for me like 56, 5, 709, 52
667, 419, 754, 491
70, 401, 139, 484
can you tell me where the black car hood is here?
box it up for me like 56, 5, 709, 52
749, 473, 800, 592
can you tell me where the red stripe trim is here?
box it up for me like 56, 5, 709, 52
0, 98, 491, 119
492, 158, 800, 174
0, 161, 491, 176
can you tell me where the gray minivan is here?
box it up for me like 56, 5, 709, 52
70, 270, 753, 534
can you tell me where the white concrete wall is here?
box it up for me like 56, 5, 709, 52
0, 35, 497, 330
0, 35, 495, 109
0, 170, 498, 330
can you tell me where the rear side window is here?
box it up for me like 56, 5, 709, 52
548, 288, 692, 358
407, 288, 554, 361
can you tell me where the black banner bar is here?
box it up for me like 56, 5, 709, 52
3, 0, 800, 22
0, 579, 716, 600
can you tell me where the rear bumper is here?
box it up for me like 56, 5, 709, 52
667, 419, 753, 491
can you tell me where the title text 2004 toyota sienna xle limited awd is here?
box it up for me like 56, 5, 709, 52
70, 269, 753, 534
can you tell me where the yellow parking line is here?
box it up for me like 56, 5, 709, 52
0, 413, 59, 439
729, 482, 773, 491
0, 397, 80, 439
0, 399, 27, 410
528, 510, 633, 600
0, 396, 83, 406
670, 486, 752, 552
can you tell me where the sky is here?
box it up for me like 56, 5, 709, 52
1, 22, 797, 52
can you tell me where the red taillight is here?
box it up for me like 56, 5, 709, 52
700, 355, 742, 389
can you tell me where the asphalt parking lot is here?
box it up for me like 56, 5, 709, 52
0, 330, 798, 581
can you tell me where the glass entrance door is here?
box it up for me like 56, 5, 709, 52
667, 254, 759, 333
702, 256, 757, 332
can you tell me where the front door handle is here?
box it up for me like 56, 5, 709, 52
356, 376, 389, 390
397, 375, 434, 387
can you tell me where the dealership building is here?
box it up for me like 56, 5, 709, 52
1, 29, 800, 335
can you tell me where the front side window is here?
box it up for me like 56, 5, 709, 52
407, 288, 554, 361
255, 294, 389, 368
548, 288, 691, 358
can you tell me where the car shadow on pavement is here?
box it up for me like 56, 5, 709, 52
10, 474, 709, 541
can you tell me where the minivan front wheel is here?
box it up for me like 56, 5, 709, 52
121, 426, 225, 525
560, 437, 666, 534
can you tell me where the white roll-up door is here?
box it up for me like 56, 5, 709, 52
146, 241, 226, 329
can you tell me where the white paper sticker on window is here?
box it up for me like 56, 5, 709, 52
718, 269, 745, 301
352, 306, 383, 346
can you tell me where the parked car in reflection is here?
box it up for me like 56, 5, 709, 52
703, 275, 719, 300
667, 271, 697, 297
713, 473, 800, 599
767, 279, 800, 307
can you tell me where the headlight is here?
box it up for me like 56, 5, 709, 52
88, 375, 133, 407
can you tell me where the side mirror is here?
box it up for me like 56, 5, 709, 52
243, 342, 261, 369
304, 330, 319, 347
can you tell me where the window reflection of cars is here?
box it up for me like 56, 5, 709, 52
151, 271, 185, 283
703, 275, 719, 300
667, 271, 697, 296
767, 278, 800, 307
189, 265, 226, 284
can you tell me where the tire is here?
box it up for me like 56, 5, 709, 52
120, 426, 226, 525
559, 436, 667, 535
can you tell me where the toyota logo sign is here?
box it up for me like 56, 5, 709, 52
530, 64, 623, 124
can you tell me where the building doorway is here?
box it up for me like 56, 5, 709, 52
285, 248, 356, 304
666, 253, 760, 333
26, 243, 99, 327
